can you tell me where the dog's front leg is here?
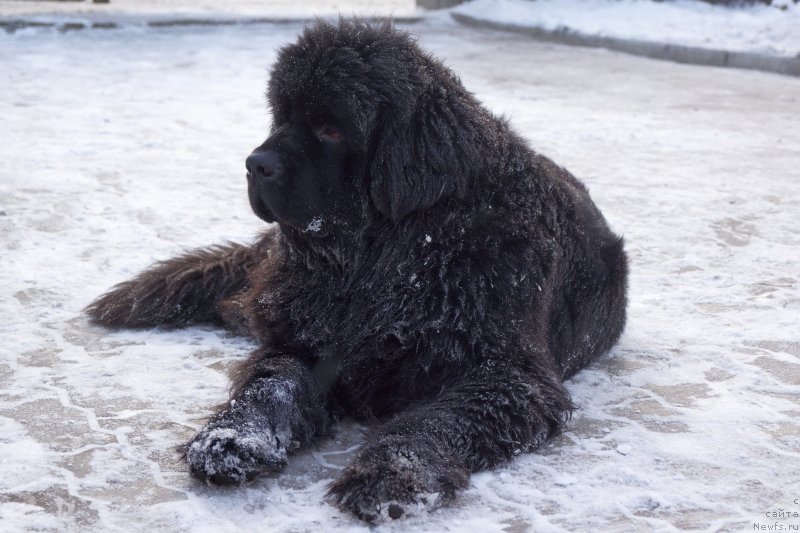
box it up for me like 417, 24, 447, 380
186, 353, 332, 485
328, 358, 574, 523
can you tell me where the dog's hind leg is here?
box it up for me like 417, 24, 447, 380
86, 235, 273, 330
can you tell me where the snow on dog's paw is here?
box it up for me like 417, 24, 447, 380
185, 423, 288, 486
375, 492, 445, 521
326, 438, 468, 523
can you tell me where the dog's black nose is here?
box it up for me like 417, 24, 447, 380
246, 151, 283, 183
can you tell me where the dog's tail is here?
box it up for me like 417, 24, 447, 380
86, 240, 264, 330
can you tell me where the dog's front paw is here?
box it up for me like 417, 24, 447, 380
185, 417, 288, 486
327, 437, 469, 523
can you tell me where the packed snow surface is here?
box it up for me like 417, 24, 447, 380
455, 0, 800, 57
2, 15, 800, 533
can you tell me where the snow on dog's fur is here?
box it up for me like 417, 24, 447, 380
87, 19, 627, 523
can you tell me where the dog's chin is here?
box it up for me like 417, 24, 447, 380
248, 183, 335, 238
252, 202, 332, 239
249, 198, 276, 224
248, 183, 277, 223
285, 217, 333, 239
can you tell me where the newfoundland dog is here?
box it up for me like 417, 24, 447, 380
87, 19, 627, 523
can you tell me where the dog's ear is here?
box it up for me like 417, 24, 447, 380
369, 89, 481, 221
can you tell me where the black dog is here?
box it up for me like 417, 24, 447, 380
87, 19, 627, 523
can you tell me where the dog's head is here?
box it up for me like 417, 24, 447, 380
246, 19, 484, 236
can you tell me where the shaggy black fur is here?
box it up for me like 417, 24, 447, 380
87, 19, 627, 523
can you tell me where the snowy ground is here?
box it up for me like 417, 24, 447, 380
1, 15, 800, 533
454, 0, 800, 58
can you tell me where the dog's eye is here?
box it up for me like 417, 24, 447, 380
315, 125, 343, 142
